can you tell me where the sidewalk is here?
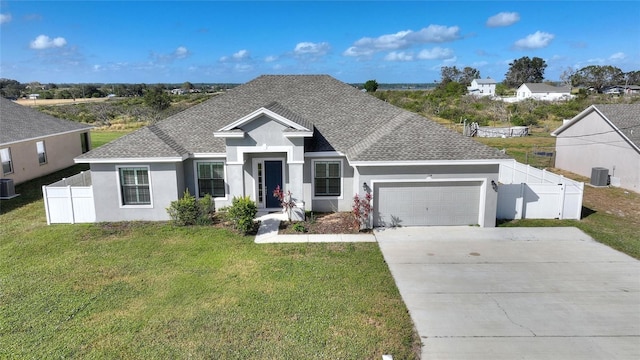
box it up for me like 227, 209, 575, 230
254, 212, 377, 244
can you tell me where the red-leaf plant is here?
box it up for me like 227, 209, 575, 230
352, 192, 372, 230
273, 185, 296, 221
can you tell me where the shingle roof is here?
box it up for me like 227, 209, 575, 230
474, 78, 496, 84
595, 104, 640, 148
77, 75, 509, 162
0, 97, 92, 145
522, 83, 571, 93
552, 104, 640, 149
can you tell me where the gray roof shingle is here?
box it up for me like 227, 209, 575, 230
77, 75, 509, 162
522, 83, 571, 93
1, 97, 92, 145
594, 104, 640, 148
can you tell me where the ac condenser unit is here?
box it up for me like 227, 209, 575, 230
590, 167, 609, 187
0, 178, 16, 198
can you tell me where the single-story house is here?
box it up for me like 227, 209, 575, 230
516, 83, 572, 101
0, 97, 92, 186
75, 75, 511, 227
552, 104, 640, 193
467, 78, 496, 97
624, 85, 640, 95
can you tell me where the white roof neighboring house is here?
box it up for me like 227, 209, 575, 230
516, 83, 572, 101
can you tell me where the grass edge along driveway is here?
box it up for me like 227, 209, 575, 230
1, 216, 420, 359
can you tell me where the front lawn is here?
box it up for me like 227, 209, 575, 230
0, 177, 419, 359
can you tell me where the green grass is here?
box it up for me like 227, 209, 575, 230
500, 216, 640, 260
90, 130, 130, 148
0, 168, 420, 359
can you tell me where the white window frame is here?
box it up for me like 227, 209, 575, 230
116, 165, 153, 208
312, 159, 343, 199
194, 160, 227, 200
1, 148, 13, 175
36, 140, 47, 165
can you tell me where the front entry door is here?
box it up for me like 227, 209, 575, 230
264, 160, 283, 208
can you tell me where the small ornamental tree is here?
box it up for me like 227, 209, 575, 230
352, 192, 372, 230
273, 185, 296, 221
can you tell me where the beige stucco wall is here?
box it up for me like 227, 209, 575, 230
555, 112, 640, 193
1, 130, 90, 185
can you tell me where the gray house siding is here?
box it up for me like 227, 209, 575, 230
91, 162, 181, 222
302, 156, 354, 213
555, 111, 640, 192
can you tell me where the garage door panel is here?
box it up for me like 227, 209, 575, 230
374, 181, 481, 227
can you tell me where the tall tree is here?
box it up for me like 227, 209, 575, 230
503, 56, 547, 88
441, 66, 480, 86
460, 67, 481, 86
363, 79, 379, 92
625, 71, 640, 86
440, 66, 461, 84
571, 65, 624, 91
144, 86, 171, 111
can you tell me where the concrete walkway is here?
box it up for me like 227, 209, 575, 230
254, 212, 376, 243
376, 226, 640, 360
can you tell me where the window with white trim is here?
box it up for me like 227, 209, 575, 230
119, 167, 151, 205
36, 141, 47, 165
197, 162, 225, 198
1, 148, 13, 175
314, 161, 341, 196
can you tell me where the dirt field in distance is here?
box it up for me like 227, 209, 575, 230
14, 97, 111, 107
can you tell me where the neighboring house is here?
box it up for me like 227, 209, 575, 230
0, 97, 93, 185
624, 85, 640, 95
75, 75, 511, 227
467, 78, 496, 96
516, 83, 572, 101
552, 104, 640, 193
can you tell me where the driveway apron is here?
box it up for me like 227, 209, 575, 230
376, 226, 640, 359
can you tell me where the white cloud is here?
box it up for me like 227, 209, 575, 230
30, 34, 67, 49
265, 55, 278, 62
221, 49, 251, 62
384, 51, 414, 62
294, 42, 330, 56
0, 13, 11, 24
609, 52, 626, 61
174, 46, 189, 59
234, 63, 253, 72
233, 49, 250, 60
514, 31, 554, 49
344, 25, 460, 58
486, 12, 520, 27
416, 47, 454, 60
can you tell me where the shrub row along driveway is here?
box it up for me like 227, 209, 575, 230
376, 226, 640, 359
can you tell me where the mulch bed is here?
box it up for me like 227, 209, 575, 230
278, 212, 371, 234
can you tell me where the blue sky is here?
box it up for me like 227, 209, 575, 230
1, 1, 638, 84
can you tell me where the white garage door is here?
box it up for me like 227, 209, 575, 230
373, 181, 482, 227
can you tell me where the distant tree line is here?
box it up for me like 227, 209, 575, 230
437, 57, 639, 93
0, 80, 238, 100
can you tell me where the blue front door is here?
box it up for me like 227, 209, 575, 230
265, 160, 283, 208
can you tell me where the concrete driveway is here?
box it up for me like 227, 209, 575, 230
376, 226, 640, 359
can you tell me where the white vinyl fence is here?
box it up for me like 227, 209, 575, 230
43, 171, 95, 224
497, 160, 584, 220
